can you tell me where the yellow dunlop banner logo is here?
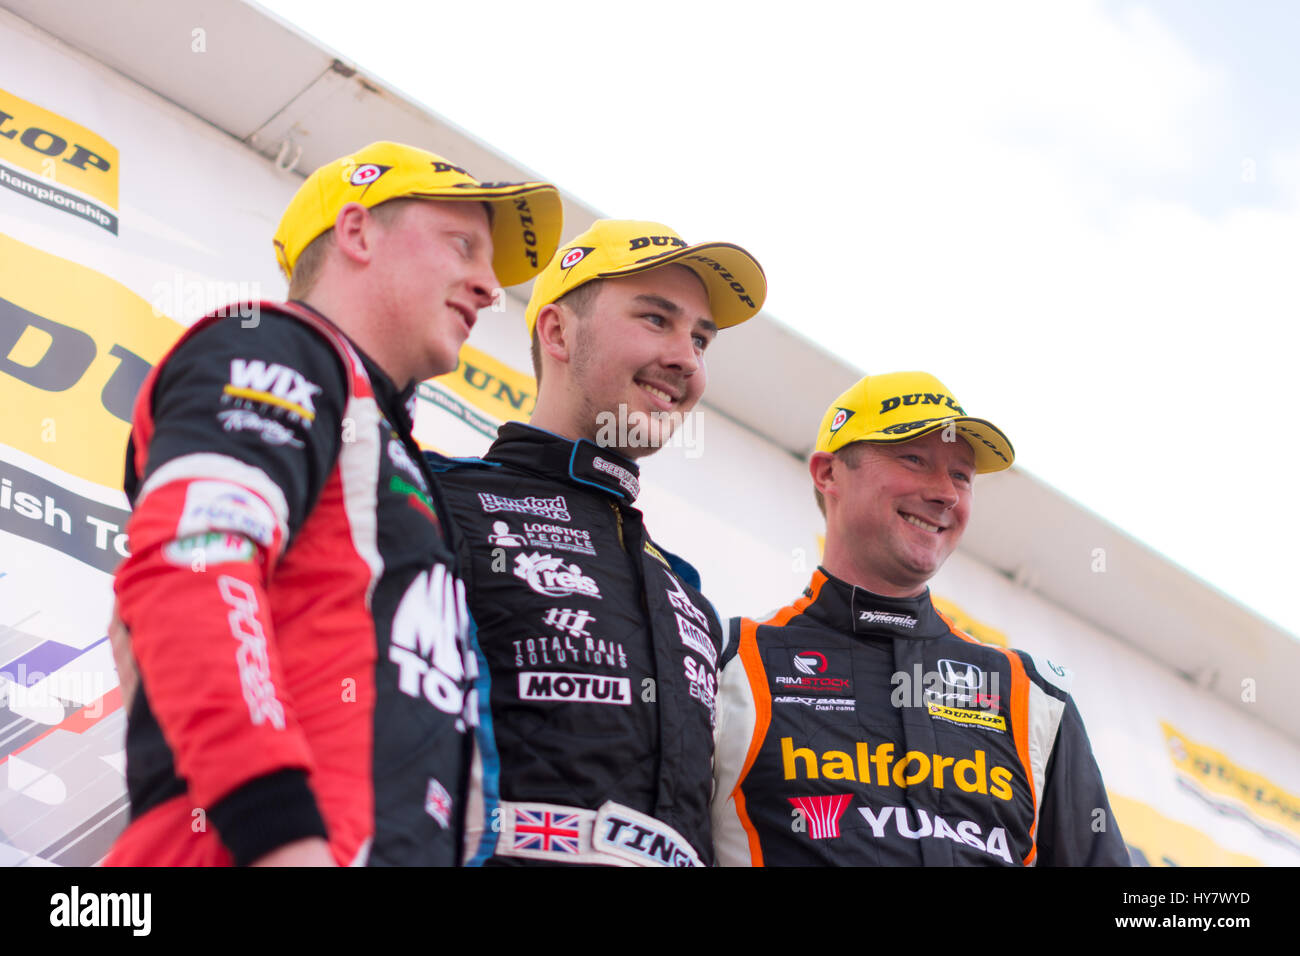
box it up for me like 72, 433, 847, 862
0, 233, 182, 489
1161, 720, 1300, 842
433, 343, 536, 425
0, 87, 119, 233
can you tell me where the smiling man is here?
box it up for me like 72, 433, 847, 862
712, 371, 1130, 866
104, 142, 562, 866
426, 219, 765, 866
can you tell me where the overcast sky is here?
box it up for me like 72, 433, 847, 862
257, 0, 1300, 637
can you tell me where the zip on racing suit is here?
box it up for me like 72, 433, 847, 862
426, 423, 721, 866
713, 568, 1131, 866
104, 301, 477, 867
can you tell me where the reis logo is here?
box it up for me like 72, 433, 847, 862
514, 552, 602, 599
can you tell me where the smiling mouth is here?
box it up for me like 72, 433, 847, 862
450, 304, 475, 332
901, 512, 943, 533
637, 381, 679, 407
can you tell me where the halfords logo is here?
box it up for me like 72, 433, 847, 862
858, 610, 917, 629
514, 552, 602, 599
858, 806, 1013, 864
780, 737, 1015, 801
789, 794, 853, 839
519, 671, 630, 705
478, 492, 570, 521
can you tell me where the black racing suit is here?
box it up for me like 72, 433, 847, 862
712, 568, 1131, 866
426, 424, 721, 866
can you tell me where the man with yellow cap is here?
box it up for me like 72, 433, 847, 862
711, 372, 1130, 866
104, 143, 562, 866
425, 219, 766, 866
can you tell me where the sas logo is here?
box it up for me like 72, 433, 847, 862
224, 359, 322, 423
559, 246, 594, 271
0, 87, 119, 233
513, 552, 602, 599
829, 407, 854, 433
348, 163, 389, 187
790, 794, 853, 839
793, 651, 827, 675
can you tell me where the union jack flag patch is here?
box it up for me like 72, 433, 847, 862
512, 809, 583, 854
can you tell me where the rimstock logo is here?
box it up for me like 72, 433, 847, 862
0, 88, 119, 234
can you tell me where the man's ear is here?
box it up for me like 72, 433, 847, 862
810, 451, 836, 502
535, 303, 573, 368
332, 202, 376, 266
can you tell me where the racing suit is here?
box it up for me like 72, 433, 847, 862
426, 424, 721, 866
713, 568, 1131, 866
104, 301, 476, 867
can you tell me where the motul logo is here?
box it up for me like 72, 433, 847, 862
789, 794, 853, 839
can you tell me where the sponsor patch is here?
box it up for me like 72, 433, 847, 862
926, 701, 1008, 732
559, 246, 594, 271
779, 737, 1017, 802
774, 695, 855, 713
663, 570, 708, 627
857, 805, 1013, 864
591, 455, 640, 498
858, 609, 917, 629
514, 552, 602, 599
389, 564, 472, 722
349, 162, 389, 186
217, 575, 285, 729
177, 480, 277, 546
425, 778, 452, 829
684, 656, 716, 727
514, 632, 627, 670
387, 437, 428, 489
488, 519, 594, 555
215, 408, 304, 447
542, 607, 597, 641
675, 612, 717, 668
162, 531, 255, 567
478, 492, 570, 521
223, 359, 321, 424
518, 671, 631, 705
769, 647, 853, 697
594, 804, 703, 867
790, 794, 853, 839
828, 407, 854, 434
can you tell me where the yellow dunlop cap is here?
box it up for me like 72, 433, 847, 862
815, 371, 1015, 473
272, 141, 563, 287
525, 219, 766, 335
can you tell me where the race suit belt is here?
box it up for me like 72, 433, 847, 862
496, 800, 704, 867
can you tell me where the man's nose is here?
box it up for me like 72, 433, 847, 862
470, 261, 500, 310
663, 326, 700, 374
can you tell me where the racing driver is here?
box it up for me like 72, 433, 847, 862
426, 219, 766, 866
712, 371, 1131, 866
103, 142, 561, 866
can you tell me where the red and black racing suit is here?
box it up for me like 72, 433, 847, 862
104, 301, 476, 866
713, 568, 1131, 866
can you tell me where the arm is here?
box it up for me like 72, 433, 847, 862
1035, 695, 1133, 866
115, 313, 347, 865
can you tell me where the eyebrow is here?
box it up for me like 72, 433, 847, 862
633, 294, 718, 335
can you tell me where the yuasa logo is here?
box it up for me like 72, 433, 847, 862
514, 552, 602, 599
857, 806, 1013, 864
